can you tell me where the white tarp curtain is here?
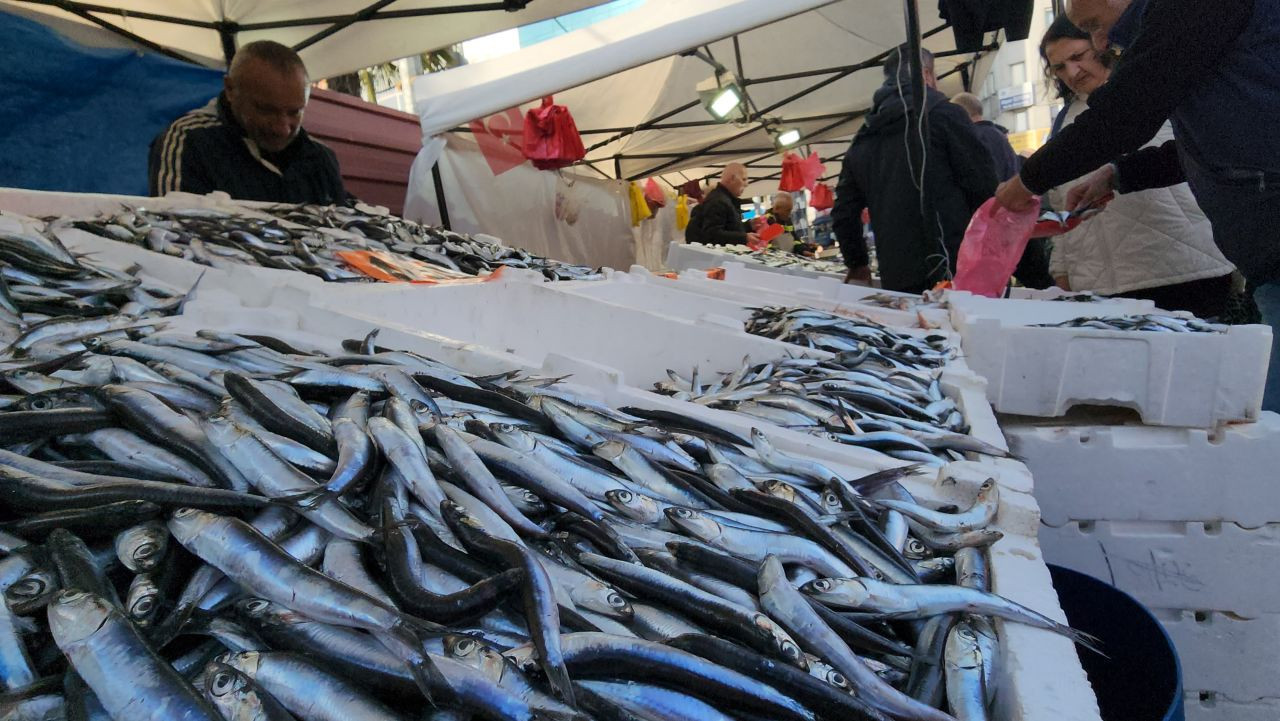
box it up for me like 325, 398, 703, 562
405, 134, 638, 270
0, 0, 611, 78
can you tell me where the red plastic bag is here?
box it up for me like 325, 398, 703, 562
811, 182, 834, 210
522, 96, 586, 170
952, 198, 1041, 297
680, 179, 705, 203
779, 152, 804, 192
643, 178, 667, 213
800, 152, 825, 191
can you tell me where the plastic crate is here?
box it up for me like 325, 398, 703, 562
1155, 609, 1280, 704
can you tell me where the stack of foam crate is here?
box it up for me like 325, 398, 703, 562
1003, 413, 1280, 720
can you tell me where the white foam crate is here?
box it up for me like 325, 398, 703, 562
1153, 609, 1280, 703
571, 267, 951, 335
1038, 520, 1280, 616
172, 293, 1100, 721
665, 242, 845, 281
1184, 694, 1280, 721
1003, 414, 1280, 528
948, 294, 1272, 427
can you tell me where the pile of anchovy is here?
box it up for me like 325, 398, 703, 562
37, 203, 603, 283
652, 350, 1014, 468
690, 244, 848, 275
1030, 314, 1224, 333
745, 307, 954, 368
0, 228, 187, 349
0, 315, 1100, 720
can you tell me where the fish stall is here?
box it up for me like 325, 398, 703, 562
0, 187, 1116, 721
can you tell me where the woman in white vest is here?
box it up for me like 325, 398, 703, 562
1039, 16, 1234, 318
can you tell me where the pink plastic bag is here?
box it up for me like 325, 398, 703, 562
952, 198, 1041, 297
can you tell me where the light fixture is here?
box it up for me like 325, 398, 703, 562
775, 128, 802, 149
697, 74, 746, 122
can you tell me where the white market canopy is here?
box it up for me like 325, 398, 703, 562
0, 0, 612, 79
413, 0, 1001, 196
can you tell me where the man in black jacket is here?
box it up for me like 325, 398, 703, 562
833, 47, 999, 293
994, 0, 1280, 411
684, 163, 762, 246
148, 40, 348, 204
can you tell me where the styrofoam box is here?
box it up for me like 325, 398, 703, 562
664, 242, 845, 281
1183, 694, 1280, 721
1153, 609, 1280, 703
582, 266, 951, 334
165, 300, 1101, 721
1003, 414, 1280, 528
949, 295, 1272, 427
1038, 520, 1280, 616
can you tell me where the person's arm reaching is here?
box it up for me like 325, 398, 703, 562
1019, 0, 1254, 195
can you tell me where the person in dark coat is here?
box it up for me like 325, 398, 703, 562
684, 163, 761, 246
832, 47, 999, 293
148, 40, 348, 204
952, 91, 1055, 290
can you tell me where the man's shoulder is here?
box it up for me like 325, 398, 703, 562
157, 100, 226, 145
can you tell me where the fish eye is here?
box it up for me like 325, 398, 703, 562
135, 542, 157, 558
813, 579, 830, 591
615, 490, 632, 502
454, 639, 475, 655
132, 598, 155, 615
57, 590, 87, 603
31, 399, 50, 410
782, 642, 802, 660
671, 508, 692, 518
242, 599, 270, 614
173, 508, 197, 517
211, 672, 237, 695
9, 578, 48, 599
607, 593, 627, 608
828, 671, 849, 688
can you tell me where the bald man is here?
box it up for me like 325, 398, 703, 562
684, 163, 762, 246
148, 40, 348, 204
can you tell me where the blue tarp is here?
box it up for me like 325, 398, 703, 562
0, 9, 223, 196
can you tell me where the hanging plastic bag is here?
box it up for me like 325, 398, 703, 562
522, 96, 586, 171
811, 182, 834, 210
952, 197, 1041, 297
643, 178, 667, 215
800, 152, 825, 190
675, 194, 690, 230
680, 179, 705, 203
628, 181, 652, 226
779, 152, 804, 192
554, 171, 582, 226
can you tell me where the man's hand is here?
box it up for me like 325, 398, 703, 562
745, 232, 764, 250
995, 175, 1037, 211
1066, 165, 1117, 212
845, 265, 873, 285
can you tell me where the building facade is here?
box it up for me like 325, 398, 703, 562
976, 2, 1065, 155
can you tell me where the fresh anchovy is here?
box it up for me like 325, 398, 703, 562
1032, 313, 1222, 333
944, 623, 990, 721
48, 589, 221, 720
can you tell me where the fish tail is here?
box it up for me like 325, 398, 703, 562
543, 661, 577, 708
1060, 624, 1107, 657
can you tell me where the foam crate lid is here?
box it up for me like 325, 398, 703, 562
1153, 608, 1280, 703
1038, 520, 1280, 617
1004, 414, 1280, 528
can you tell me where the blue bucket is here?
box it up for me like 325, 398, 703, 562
1048, 565, 1184, 721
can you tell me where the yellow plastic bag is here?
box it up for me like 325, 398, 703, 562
675, 194, 690, 230
628, 181, 652, 226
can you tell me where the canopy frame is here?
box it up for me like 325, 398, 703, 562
5, 0, 535, 64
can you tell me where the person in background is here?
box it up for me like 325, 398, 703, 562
994, 0, 1280, 412
833, 46, 998, 293
951, 92, 1020, 181
1039, 16, 1233, 316
684, 163, 761, 246
952, 90, 1055, 290
149, 40, 348, 204
760, 192, 819, 256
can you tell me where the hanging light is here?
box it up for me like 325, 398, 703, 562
775, 128, 802, 149
696, 73, 746, 122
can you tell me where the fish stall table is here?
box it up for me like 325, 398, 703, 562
665, 242, 849, 281
0, 186, 1103, 721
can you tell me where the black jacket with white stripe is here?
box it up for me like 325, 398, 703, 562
148, 93, 349, 204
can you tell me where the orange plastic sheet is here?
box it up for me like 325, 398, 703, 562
336, 250, 508, 285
